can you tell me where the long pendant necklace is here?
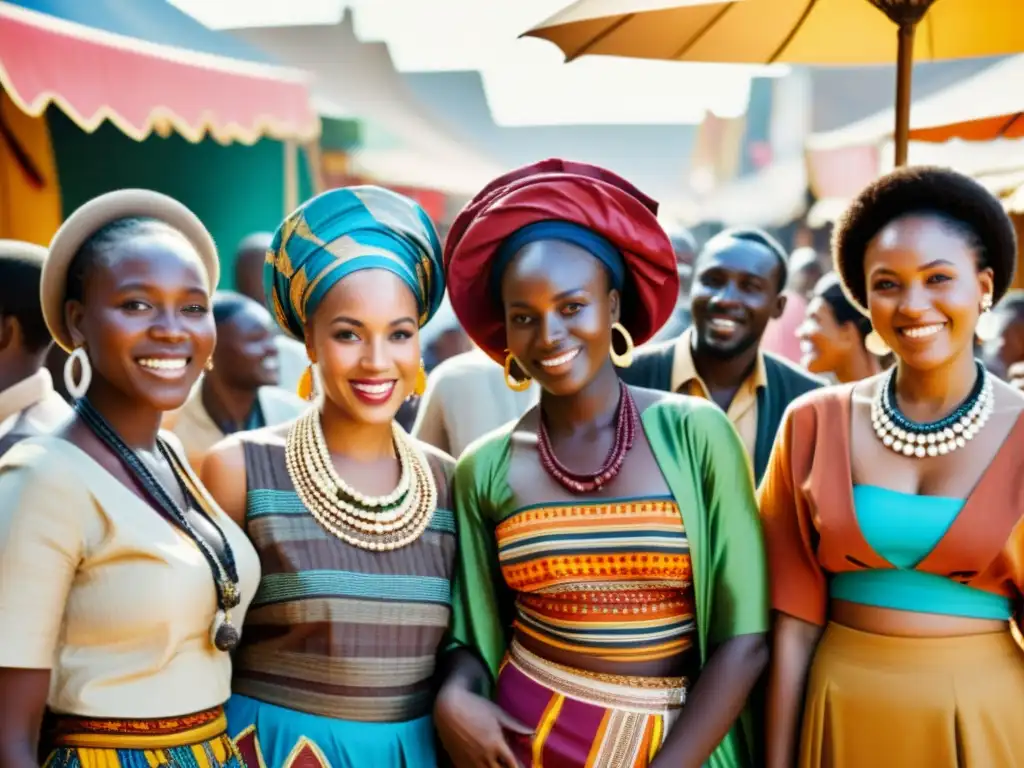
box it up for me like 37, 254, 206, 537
872, 360, 993, 458
76, 399, 242, 651
537, 381, 639, 493
285, 408, 437, 552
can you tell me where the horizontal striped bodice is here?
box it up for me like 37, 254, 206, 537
233, 431, 456, 723
496, 497, 696, 662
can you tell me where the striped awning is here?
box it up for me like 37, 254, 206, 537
0, 0, 319, 144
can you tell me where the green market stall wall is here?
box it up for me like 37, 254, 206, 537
48, 107, 321, 290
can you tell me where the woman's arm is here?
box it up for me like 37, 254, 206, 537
758, 405, 828, 766
0, 455, 86, 767
651, 404, 770, 767
652, 634, 768, 768
435, 649, 532, 768
434, 436, 531, 767
0, 669, 49, 768
766, 614, 823, 768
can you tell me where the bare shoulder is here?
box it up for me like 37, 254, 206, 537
204, 433, 247, 475
201, 433, 252, 527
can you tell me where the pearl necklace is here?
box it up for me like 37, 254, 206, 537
285, 409, 437, 551
872, 362, 993, 458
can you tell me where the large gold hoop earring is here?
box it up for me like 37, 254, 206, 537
297, 364, 315, 401
864, 329, 891, 357
609, 322, 635, 368
414, 360, 428, 397
504, 352, 531, 392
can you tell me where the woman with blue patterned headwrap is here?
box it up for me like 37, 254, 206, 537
200, 187, 457, 768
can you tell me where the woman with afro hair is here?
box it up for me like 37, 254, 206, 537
759, 166, 1024, 767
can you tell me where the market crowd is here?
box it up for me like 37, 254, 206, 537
2, 159, 1024, 768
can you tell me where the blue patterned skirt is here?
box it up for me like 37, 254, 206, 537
226, 694, 438, 768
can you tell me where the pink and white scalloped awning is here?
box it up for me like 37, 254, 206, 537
0, 1, 320, 144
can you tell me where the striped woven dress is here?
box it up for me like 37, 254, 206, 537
225, 429, 457, 768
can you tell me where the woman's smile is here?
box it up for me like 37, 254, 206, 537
897, 322, 947, 340
135, 356, 190, 379
536, 347, 581, 373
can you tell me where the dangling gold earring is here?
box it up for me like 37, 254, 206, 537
864, 329, 891, 357
297, 364, 315, 401
504, 351, 531, 392
414, 360, 428, 397
609, 322, 635, 368
205, 358, 214, 372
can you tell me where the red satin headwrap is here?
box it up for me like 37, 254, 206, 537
443, 159, 679, 365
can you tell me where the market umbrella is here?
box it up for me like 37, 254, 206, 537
525, 0, 1024, 165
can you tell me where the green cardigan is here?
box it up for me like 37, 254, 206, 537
448, 396, 769, 768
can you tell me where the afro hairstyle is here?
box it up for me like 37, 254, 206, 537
832, 165, 1017, 312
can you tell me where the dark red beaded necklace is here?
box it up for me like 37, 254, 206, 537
537, 382, 639, 493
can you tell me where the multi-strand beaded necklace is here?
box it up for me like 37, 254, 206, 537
537, 381, 639, 493
284, 407, 437, 552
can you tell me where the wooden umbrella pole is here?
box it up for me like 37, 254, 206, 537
893, 21, 917, 166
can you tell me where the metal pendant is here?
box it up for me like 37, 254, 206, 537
210, 610, 240, 652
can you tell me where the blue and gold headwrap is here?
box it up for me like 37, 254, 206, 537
264, 186, 444, 340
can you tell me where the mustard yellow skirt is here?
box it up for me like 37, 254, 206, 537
801, 622, 1024, 767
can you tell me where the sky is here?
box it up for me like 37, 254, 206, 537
168, 0, 787, 126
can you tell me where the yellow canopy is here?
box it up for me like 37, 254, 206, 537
526, 0, 1024, 164
526, 0, 1024, 65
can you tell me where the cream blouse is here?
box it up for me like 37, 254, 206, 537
0, 435, 260, 718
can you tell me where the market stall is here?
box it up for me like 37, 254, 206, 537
0, 0, 319, 245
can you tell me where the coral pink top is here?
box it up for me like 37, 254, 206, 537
758, 385, 1024, 626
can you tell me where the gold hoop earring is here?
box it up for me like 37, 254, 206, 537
504, 352, 531, 392
609, 322, 635, 368
864, 329, 891, 357
297, 364, 315, 401
414, 361, 427, 397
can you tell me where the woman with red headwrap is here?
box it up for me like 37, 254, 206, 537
434, 160, 768, 768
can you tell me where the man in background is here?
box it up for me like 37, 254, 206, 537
981, 290, 1024, 382
620, 228, 823, 484
412, 347, 536, 458
759, 246, 831, 363
0, 240, 71, 456
648, 227, 698, 343
235, 232, 309, 394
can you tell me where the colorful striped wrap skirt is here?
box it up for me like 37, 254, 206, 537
496, 640, 687, 768
42, 707, 241, 768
